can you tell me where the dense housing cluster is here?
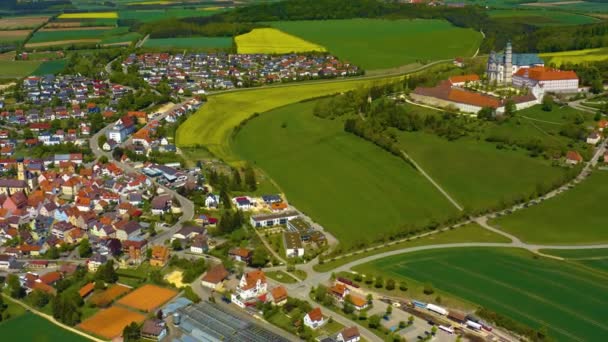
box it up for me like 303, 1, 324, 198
123, 52, 361, 94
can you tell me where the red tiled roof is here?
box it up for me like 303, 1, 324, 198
514, 66, 578, 81
449, 74, 479, 84
79, 282, 95, 297
270, 286, 288, 303
202, 264, 229, 284
307, 307, 323, 322
448, 88, 501, 108
566, 150, 583, 162
39, 271, 61, 285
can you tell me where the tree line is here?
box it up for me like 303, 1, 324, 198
135, 0, 608, 56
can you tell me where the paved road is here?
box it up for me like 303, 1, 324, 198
89, 102, 196, 246
264, 277, 383, 342
568, 98, 598, 114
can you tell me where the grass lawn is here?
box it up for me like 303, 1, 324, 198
540, 47, 608, 65
0, 311, 90, 342
353, 248, 608, 341
485, 104, 593, 158
314, 222, 510, 272
143, 37, 233, 49
235, 28, 326, 54
491, 171, 608, 245
176, 75, 403, 163
270, 19, 482, 70
266, 271, 298, 284
233, 100, 458, 248
488, 9, 599, 26
0, 60, 42, 78
398, 130, 570, 212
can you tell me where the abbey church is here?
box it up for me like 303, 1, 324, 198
486, 41, 545, 85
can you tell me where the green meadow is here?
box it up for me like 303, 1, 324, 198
489, 9, 599, 26
353, 248, 608, 342
0, 60, 42, 78
0, 312, 89, 342
28, 27, 133, 44
143, 37, 233, 49
492, 171, 608, 245
270, 19, 482, 70
398, 130, 570, 212
176, 75, 404, 162
119, 8, 224, 22
233, 100, 459, 248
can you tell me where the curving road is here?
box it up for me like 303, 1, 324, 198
89, 101, 196, 246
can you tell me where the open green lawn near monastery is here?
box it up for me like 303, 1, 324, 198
492, 171, 608, 245
353, 248, 608, 342
398, 131, 569, 212
233, 101, 459, 248
269, 19, 482, 70
176, 75, 403, 163
0, 311, 89, 342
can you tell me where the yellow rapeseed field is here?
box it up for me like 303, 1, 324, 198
58, 12, 118, 19
540, 47, 608, 65
235, 28, 326, 54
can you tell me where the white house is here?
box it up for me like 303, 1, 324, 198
304, 307, 325, 330
338, 327, 361, 342
587, 132, 601, 145
231, 269, 267, 308
232, 196, 253, 210
205, 193, 220, 209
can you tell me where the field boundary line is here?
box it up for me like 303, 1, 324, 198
400, 150, 464, 211
1, 293, 101, 342
520, 115, 562, 125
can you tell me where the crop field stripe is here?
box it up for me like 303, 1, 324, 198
357, 248, 608, 341
380, 259, 580, 341
475, 258, 608, 306
508, 257, 608, 289
437, 259, 608, 332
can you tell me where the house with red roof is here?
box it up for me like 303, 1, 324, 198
232, 269, 268, 308
304, 307, 326, 330
566, 151, 583, 165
